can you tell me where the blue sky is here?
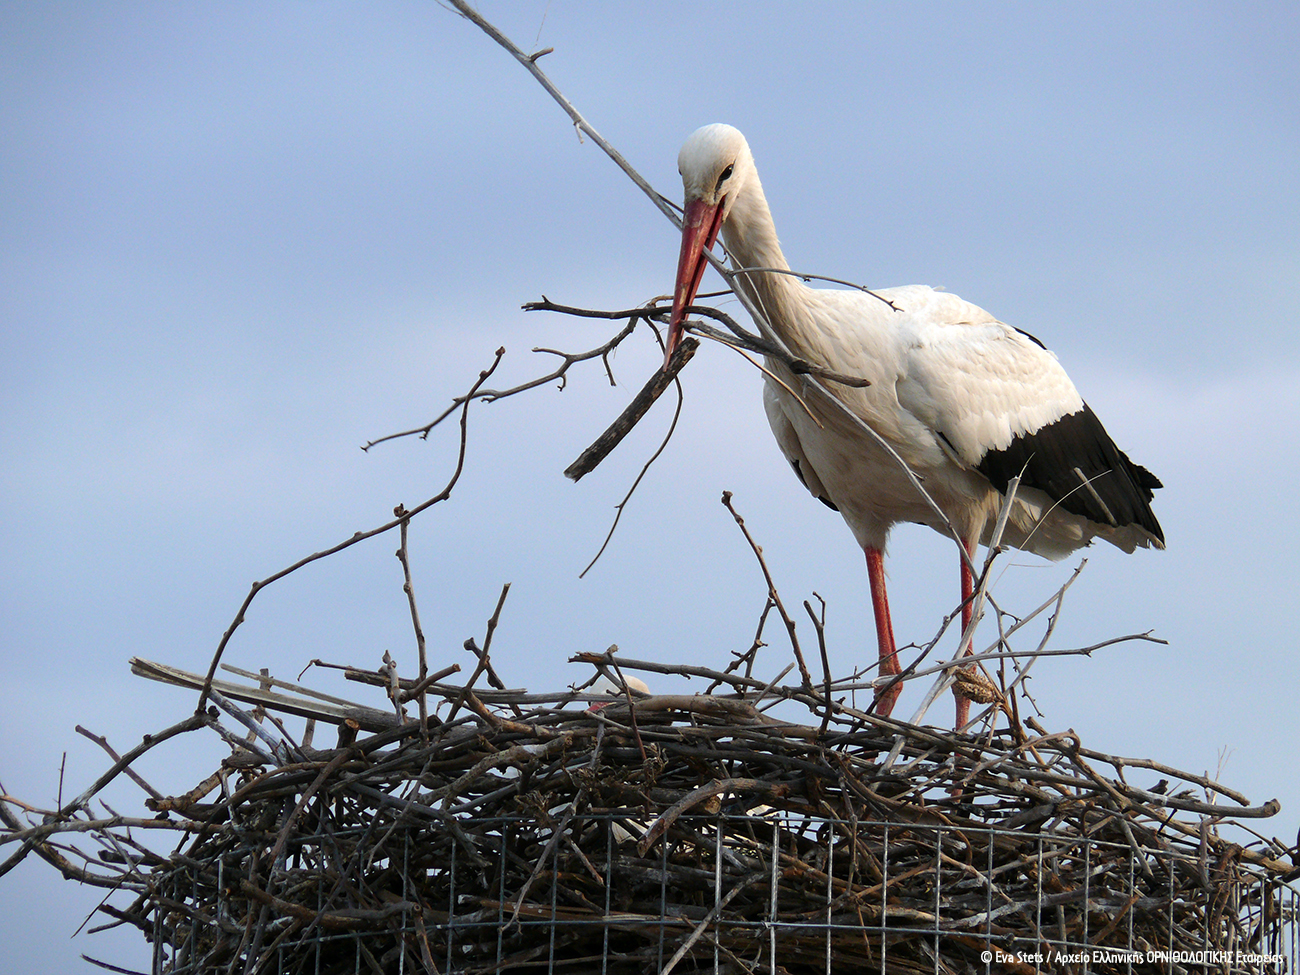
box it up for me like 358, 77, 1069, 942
3, 3, 1298, 971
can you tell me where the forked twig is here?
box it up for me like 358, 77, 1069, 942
363, 321, 639, 452
720, 491, 814, 693
196, 348, 506, 713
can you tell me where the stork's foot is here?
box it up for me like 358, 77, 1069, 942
951, 667, 1000, 729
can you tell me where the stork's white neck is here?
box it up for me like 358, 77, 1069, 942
720, 174, 811, 350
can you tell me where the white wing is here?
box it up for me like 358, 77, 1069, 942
763, 382, 837, 510
892, 296, 1084, 468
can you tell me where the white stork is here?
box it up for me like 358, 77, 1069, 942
664, 124, 1164, 725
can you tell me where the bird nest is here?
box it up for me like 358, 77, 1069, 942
7, 651, 1295, 975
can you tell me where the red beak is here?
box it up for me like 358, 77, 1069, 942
664, 196, 724, 368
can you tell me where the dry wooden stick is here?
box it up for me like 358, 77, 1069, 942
526, 298, 871, 389
805, 596, 835, 737
569, 649, 775, 696
444, 0, 681, 229
74, 727, 163, 803
564, 335, 698, 481
577, 351, 689, 578
56, 713, 208, 822
444, 582, 512, 727
395, 515, 430, 733
721, 490, 815, 694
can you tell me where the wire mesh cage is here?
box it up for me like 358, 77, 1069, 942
153, 806, 1299, 975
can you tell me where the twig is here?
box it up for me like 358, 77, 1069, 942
527, 298, 870, 390
727, 264, 900, 312
396, 515, 431, 734
365, 316, 641, 452
74, 728, 163, 802
805, 596, 834, 737
444, 583, 512, 727
578, 354, 688, 579
443, 1, 681, 228
57, 713, 208, 823
195, 348, 506, 712
462, 628, 523, 719
720, 490, 815, 693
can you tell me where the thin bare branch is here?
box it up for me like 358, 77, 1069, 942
443, 0, 681, 228
720, 490, 815, 693
364, 321, 639, 452
195, 348, 506, 713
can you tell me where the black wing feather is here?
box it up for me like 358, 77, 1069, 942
974, 403, 1164, 545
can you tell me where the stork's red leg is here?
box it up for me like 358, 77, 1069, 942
954, 539, 977, 727
865, 547, 902, 716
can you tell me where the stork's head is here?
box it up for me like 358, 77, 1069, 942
585, 674, 651, 712
665, 124, 753, 366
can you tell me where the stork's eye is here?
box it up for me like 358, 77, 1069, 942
717, 164, 734, 190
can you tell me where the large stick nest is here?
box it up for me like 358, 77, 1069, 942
11, 651, 1289, 975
